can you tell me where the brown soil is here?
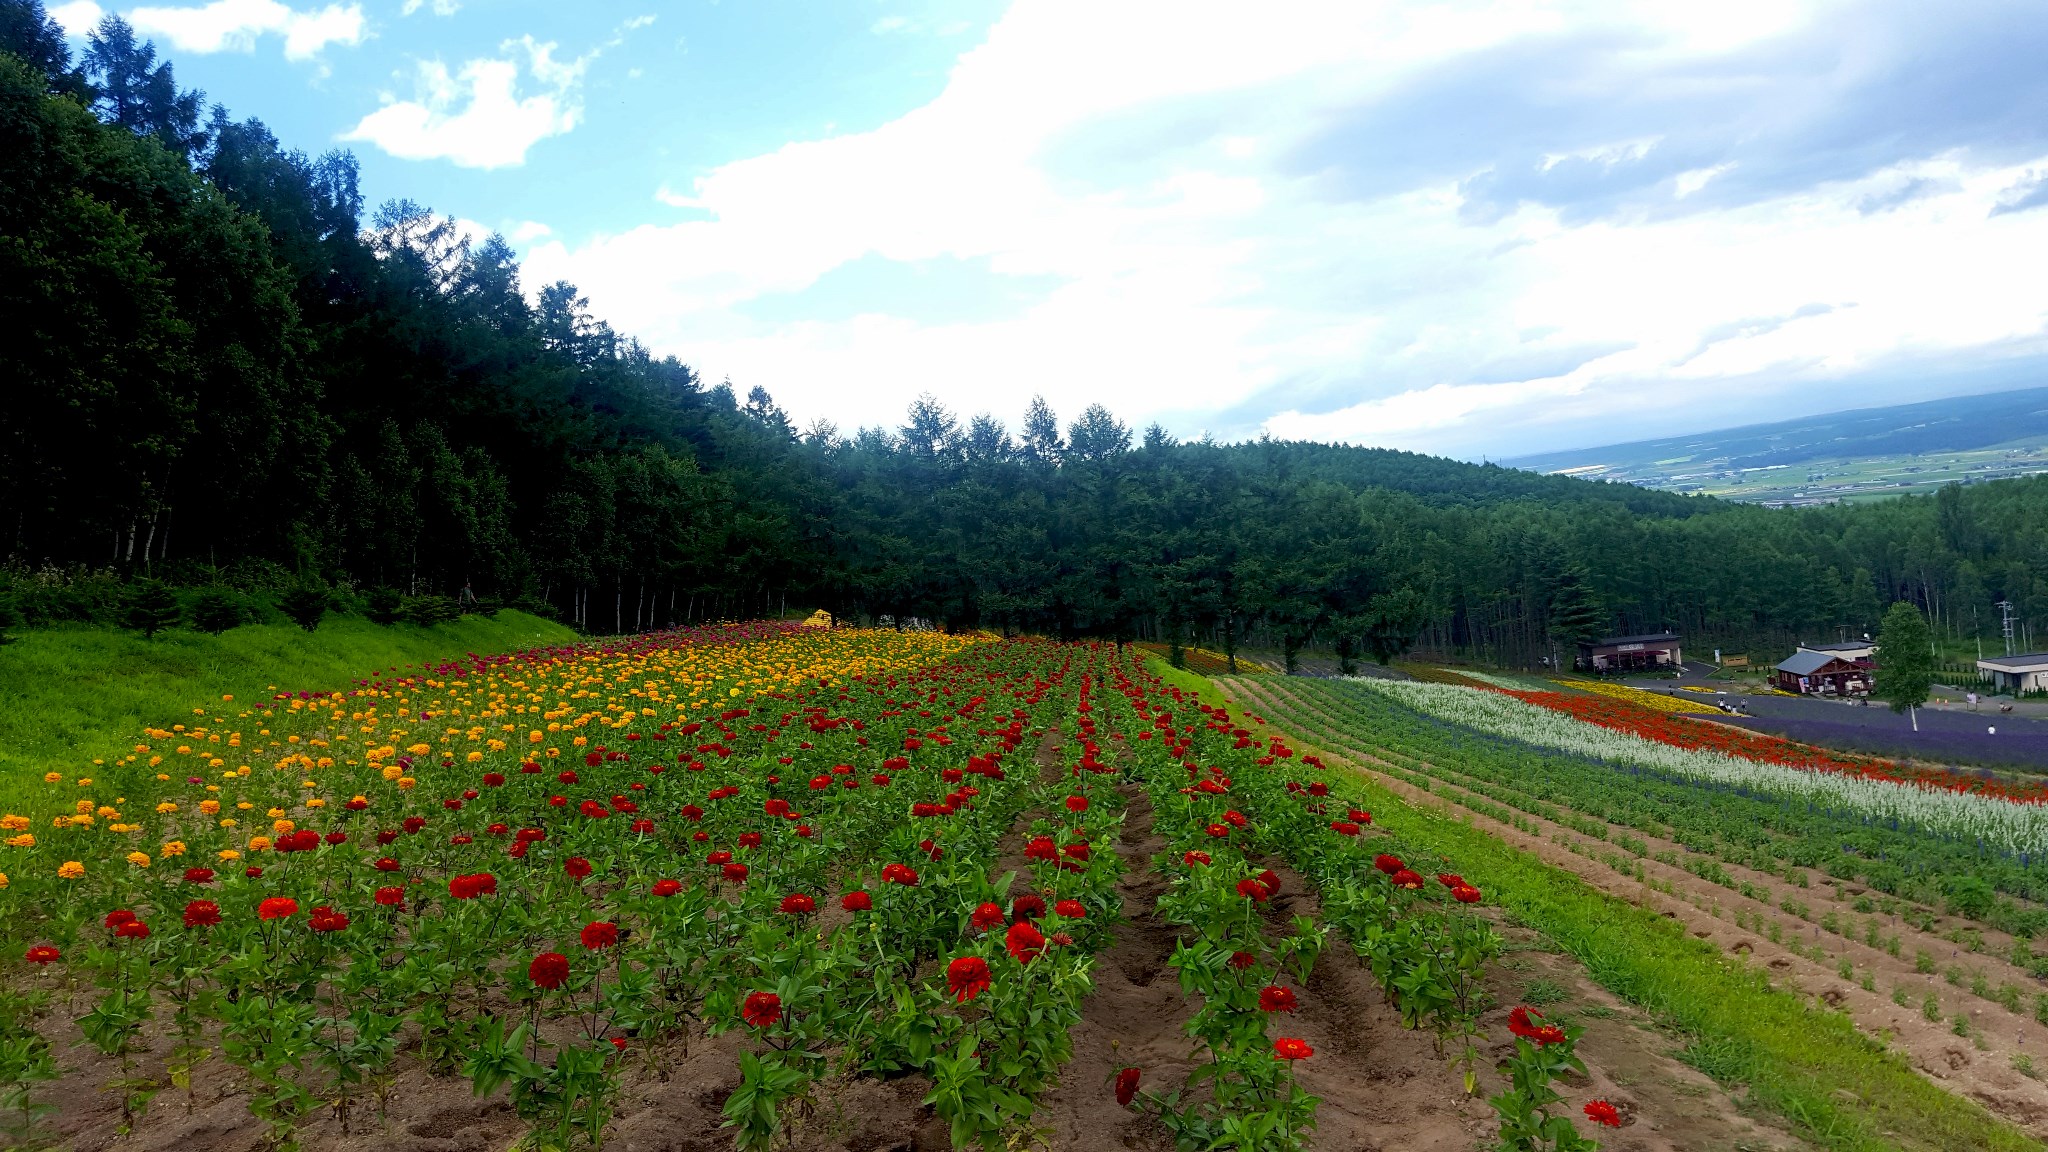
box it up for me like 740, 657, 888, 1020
21, 690, 1820, 1152
1231, 675, 2048, 1143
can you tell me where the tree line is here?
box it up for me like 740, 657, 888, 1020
3, 2, 2046, 667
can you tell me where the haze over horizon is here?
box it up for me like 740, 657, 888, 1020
48, 0, 2048, 460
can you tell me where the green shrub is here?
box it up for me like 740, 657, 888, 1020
365, 587, 403, 626
278, 584, 331, 632
190, 588, 245, 634
119, 580, 181, 638
0, 597, 17, 645
403, 595, 460, 627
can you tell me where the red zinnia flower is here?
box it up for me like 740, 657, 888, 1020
529, 951, 569, 989
652, 879, 682, 897
1237, 877, 1271, 902
947, 955, 993, 1002
1054, 899, 1086, 919
1064, 795, 1088, 813
375, 886, 405, 906
1228, 950, 1256, 969
564, 857, 593, 879
1584, 1100, 1621, 1128
779, 893, 816, 915
971, 902, 1006, 931
309, 906, 349, 933
258, 897, 299, 921
449, 872, 498, 899
373, 856, 401, 872
1389, 869, 1424, 890
24, 945, 60, 965
1273, 1037, 1313, 1060
580, 921, 620, 950
183, 867, 215, 884
1182, 850, 1212, 866
842, 890, 872, 911
1012, 894, 1046, 920
722, 862, 749, 882
1114, 1066, 1141, 1107
183, 900, 222, 928
1373, 854, 1403, 875
1204, 823, 1230, 838
742, 990, 782, 1027
1508, 1006, 1567, 1046
1005, 921, 1047, 964
103, 909, 136, 930
1452, 885, 1482, 904
114, 921, 150, 940
1258, 985, 1297, 1013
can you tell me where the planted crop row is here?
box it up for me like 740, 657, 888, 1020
1261, 678, 2048, 936
0, 630, 1142, 1151
1090, 655, 1608, 1150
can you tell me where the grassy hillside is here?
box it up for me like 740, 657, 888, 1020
0, 611, 577, 809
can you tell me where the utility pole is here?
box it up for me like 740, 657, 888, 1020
1998, 600, 2017, 657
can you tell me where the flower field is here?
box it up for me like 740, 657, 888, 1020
0, 626, 1552, 1151
1356, 679, 2048, 855
1548, 678, 1722, 716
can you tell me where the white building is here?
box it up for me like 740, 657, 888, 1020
1977, 653, 2048, 695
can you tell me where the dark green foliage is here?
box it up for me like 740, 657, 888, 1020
364, 587, 402, 626
277, 583, 328, 631
118, 579, 179, 637
403, 595, 459, 628
1876, 602, 1934, 716
189, 587, 243, 634
0, 595, 17, 644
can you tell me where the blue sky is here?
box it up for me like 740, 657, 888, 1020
47, 0, 2048, 459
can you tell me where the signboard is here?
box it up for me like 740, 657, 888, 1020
1617, 642, 1645, 652
1720, 654, 1749, 668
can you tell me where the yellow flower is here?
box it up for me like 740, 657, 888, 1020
161, 840, 186, 857
407, 743, 430, 755
247, 836, 272, 852
272, 819, 295, 834
237, 801, 254, 810
43, 772, 61, 783
0, 872, 8, 888
199, 800, 220, 815
74, 800, 94, 815
529, 730, 544, 743
0, 815, 28, 832
156, 802, 178, 814
4, 834, 32, 848
305, 798, 325, 809
573, 735, 588, 747
218, 849, 241, 861
465, 750, 483, 763
67, 814, 92, 827
58, 860, 84, 879
397, 777, 417, 790
382, 764, 403, 781
267, 807, 286, 819
125, 852, 151, 868
220, 818, 237, 828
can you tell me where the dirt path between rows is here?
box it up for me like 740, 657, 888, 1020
1227, 676, 2048, 1143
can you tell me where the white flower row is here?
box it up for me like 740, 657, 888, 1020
1350, 678, 2048, 857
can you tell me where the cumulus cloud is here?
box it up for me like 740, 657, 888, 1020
523, 0, 2048, 456
126, 0, 365, 60
344, 37, 597, 168
400, 0, 458, 16
48, 0, 103, 36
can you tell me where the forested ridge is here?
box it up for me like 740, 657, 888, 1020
4, 1, 2046, 664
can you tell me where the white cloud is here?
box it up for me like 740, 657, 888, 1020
521, 0, 2048, 456
343, 37, 595, 168
48, 0, 103, 36
510, 220, 551, 242
400, 0, 458, 16
871, 15, 912, 34
126, 0, 365, 60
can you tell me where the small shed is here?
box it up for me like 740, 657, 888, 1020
1977, 654, 2048, 695
1774, 649, 1872, 696
1577, 632, 1682, 673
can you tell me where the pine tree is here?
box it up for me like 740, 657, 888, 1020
190, 587, 243, 634
120, 579, 181, 638
278, 583, 329, 631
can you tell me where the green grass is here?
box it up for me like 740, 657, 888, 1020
1144, 655, 2042, 1152
0, 611, 577, 810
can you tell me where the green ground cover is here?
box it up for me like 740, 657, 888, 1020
0, 611, 575, 810
1137, 655, 2043, 1152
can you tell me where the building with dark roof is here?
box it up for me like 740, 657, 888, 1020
1576, 632, 1682, 673
1773, 648, 1872, 696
